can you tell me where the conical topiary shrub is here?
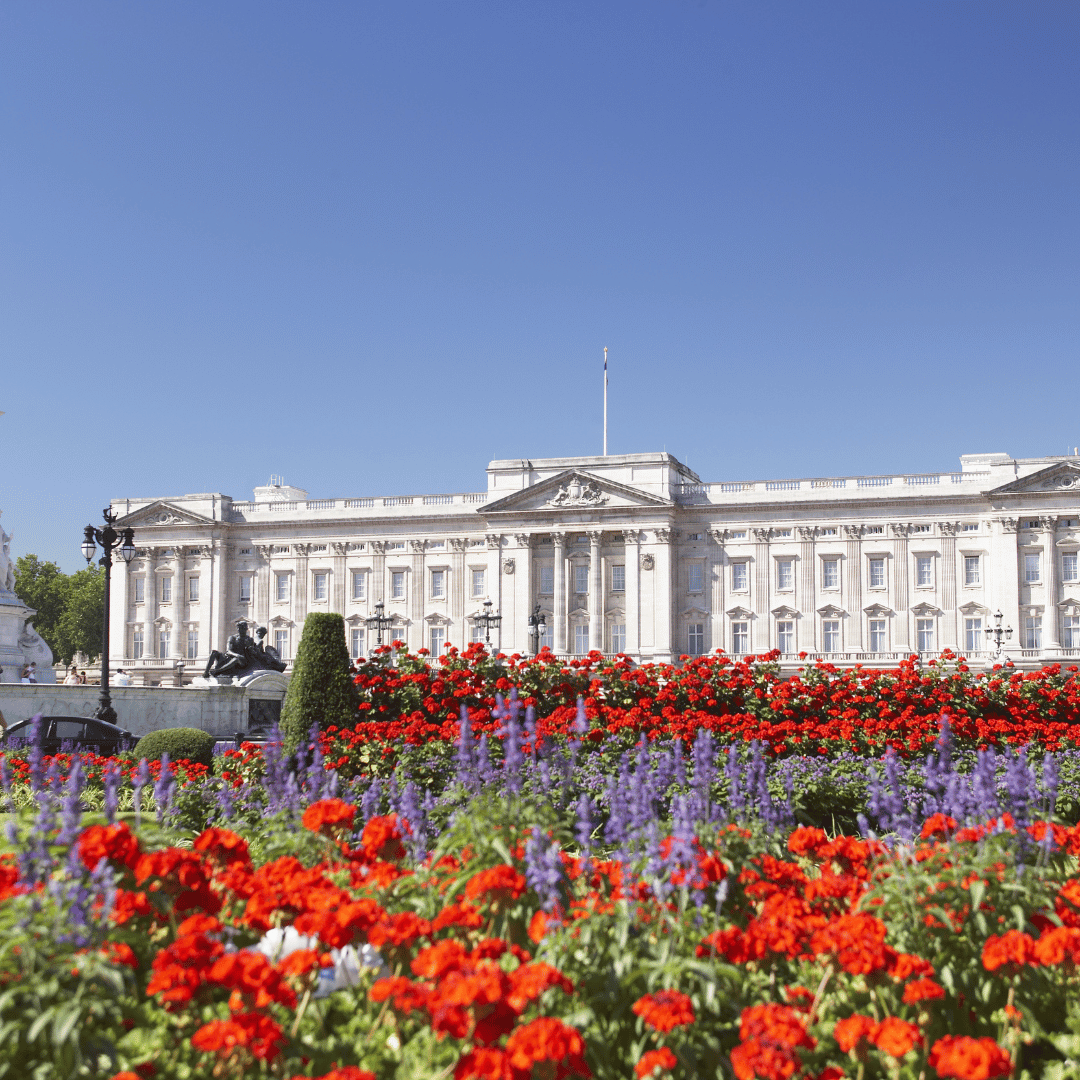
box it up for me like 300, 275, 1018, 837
280, 612, 357, 750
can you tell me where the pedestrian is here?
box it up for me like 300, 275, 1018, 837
77, 670, 88, 685
64, 665, 79, 685
114, 668, 131, 687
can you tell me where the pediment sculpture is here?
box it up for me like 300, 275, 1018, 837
545, 477, 608, 508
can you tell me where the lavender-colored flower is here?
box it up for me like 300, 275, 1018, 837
524, 826, 565, 912
153, 753, 175, 825
103, 761, 122, 825
360, 778, 382, 824
132, 758, 151, 829
28, 714, 45, 792
574, 794, 595, 863
502, 712, 524, 796
456, 705, 477, 792
57, 757, 85, 845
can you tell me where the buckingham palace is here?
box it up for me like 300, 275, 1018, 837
106, 449, 1080, 683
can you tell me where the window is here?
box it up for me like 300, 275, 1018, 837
431, 570, 446, 598
777, 559, 794, 591
1063, 553, 1079, 582
911, 524, 931, 534
916, 556, 933, 587
391, 571, 405, 599
472, 569, 487, 597
54, 721, 85, 742
1064, 616, 1080, 649
687, 623, 705, 656
538, 566, 552, 595
869, 619, 887, 653
469, 622, 485, 644
610, 623, 626, 653
134, 578, 145, 604
539, 622, 553, 651
352, 571, 366, 600
964, 617, 983, 652
313, 573, 328, 601
573, 624, 589, 655
688, 563, 704, 593
864, 526, 883, 536
574, 564, 589, 594
687, 532, 703, 541
777, 620, 794, 653
961, 523, 979, 533
819, 527, 837, 537
275, 630, 289, 659
869, 558, 886, 589
822, 559, 839, 589
1024, 554, 1041, 584
132, 629, 144, 658
823, 620, 841, 653
239, 576, 252, 603
611, 565, 625, 592
388, 541, 405, 551
732, 621, 749, 654
428, 540, 445, 551
276, 573, 289, 601
187, 629, 199, 659
917, 618, 935, 652
188, 576, 199, 602
774, 528, 792, 538
963, 556, 981, 587
351, 628, 365, 658
1023, 616, 1042, 649
731, 562, 748, 591
158, 628, 170, 658
430, 627, 446, 654
729, 530, 747, 540
160, 576, 172, 603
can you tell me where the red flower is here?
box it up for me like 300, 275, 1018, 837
286, 1070, 376, 1080
981, 930, 1036, 972
1034, 925, 1080, 966
872, 1017, 922, 1057
79, 823, 141, 872
920, 814, 958, 840
455, 1047, 509, 1080
301, 799, 356, 835
636, 1047, 678, 1078
504, 1017, 591, 1079
833, 1014, 876, 1054
465, 865, 527, 904
928, 1036, 1011, 1079
361, 815, 407, 862
190, 1012, 286, 1061
632, 990, 695, 1032
193, 828, 251, 868
903, 977, 945, 1004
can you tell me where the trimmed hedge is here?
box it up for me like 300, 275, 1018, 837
281, 612, 357, 750
133, 727, 216, 768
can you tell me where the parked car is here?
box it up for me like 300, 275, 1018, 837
2, 716, 135, 756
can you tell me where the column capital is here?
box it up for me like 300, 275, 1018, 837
331, 542, 348, 556
255, 545, 272, 559
369, 540, 387, 554
294, 543, 311, 556
797, 526, 816, 542
996, 517, 1019, 534
586, 530, 604, 544
449, 537, 468, 552
654, 528, 673, 544
195, 546, 213, 559
513, 532, 532, 548
888, 523, 909, 538
1041, 515, 1058, 532
842, 524, 862, 540
622, 528, 641, 544
709, 528, 727, 545
409, 539, 425, 553
937, 521, 959, 537
753, 527, 771, 544
485, 533, 503, 550
552, 531, 568, 547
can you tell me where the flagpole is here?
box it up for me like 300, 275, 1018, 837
603, 347, 608, 456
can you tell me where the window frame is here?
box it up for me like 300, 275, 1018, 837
915, 555, 934, 589
574, 563, 589, 595
687, 622, 705, 656
391, 570, 407, 600
312, 572, 329, 602
687, 561, 704, 594
868, 618, 887, 653
611, 564, 625, 593
187, 576, 199, 603
1062, 552, 1079, 583
160, 576, 172, 603
351, 570, 367, 601
430, 568, 446, 599
776, 619, 795, 653
822, 619, 841, 653
610, 622, 626, 653
186, 628, 199, 660
730, 561, 749, 592
731, 620, 749, 655
276, 573, 290, 602
963, 555, 981, 588
238, 575, 252, 604
868, 557, 886, 590
1024, 553, 1041, 584
916, 617, 935, 652
134, 577, 145, 604
821, 558, 839, 590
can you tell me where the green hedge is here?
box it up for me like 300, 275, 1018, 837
133, 727, 216, 767
281, 612, 357, 750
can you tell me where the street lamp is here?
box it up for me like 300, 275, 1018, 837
527, 604, 547, 656
987, 609, 1013, 664
474, 599, 502, 647
366, 600, 393, 648
81, 508, 136, 724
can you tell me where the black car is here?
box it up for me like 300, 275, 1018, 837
2, 716, 135, 756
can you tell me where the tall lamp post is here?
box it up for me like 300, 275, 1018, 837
81, 508, 136, 724
474, 599, 502, 648
527, 604, 547, 656
366, 600, 393, 649
987, 609, 1014, 665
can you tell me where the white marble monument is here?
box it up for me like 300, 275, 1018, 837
0, 516, 55, 684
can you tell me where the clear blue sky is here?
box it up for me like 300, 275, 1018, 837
1, 1, 1077, 572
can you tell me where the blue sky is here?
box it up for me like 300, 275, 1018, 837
1, 1, 1078, 572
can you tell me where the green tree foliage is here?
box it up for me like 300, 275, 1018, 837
13, 555, 106, 667
281, 612, 357, 750
133, 727, 216, 768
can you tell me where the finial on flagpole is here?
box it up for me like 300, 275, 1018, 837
603, 347, 608, 456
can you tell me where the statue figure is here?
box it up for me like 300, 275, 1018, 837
0, 526, 15, 595
203, 620, 285, 679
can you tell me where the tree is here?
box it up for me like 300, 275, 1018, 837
281, 612, 358, 750
13, 555, 69, 659
55, 565, 104, 665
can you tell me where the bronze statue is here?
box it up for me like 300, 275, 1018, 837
203, 620, 286, 679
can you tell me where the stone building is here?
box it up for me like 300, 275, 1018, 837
108, 450, 1080, 683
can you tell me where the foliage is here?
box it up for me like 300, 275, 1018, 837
12, 554, 105, 666
281, 612, 358, 750
133, 728, 216, 769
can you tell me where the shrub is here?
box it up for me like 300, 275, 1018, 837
133, 727, 216, 767
280, 612, 357, 750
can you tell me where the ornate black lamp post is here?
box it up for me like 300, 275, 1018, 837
81, 508, 136, 724
987, 609, 1013, 664
475, 599, 502, 648
366, 600, 393, 648
527, 604, 547, 656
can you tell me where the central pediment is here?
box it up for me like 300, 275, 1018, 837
118, 500, 218, 529
988, 462, 1080, 496
481, 469, 673, 516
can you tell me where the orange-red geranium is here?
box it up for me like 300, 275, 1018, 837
504, 1017, 591, 1079
191, 1012, 286, 1061
928, 1035, 1012, 1079
301, 799, 356, 835
632, 990, 695, 1032
636, 1047, 678, 1077
871, 1017, 922, 1057
981, 930, 1036, 972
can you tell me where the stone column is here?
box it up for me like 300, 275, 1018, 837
709, 530, 726, 655
255, 546, 272, 634
890, 524, 910, 653
172, 549, 185, 658
623, 529, 641, 657
939, 523, 958, 651
197, 545, 213, 663
486, 534, 503, 653
450, 538, 467, 651
209, 540, 227, 663
843, 526, 863, 652
797, 527, 815, 653
1043, 516, 1061, 652
293, 544, 310, 642
513, 533, 533, 656
110, 550, 129, 668
370, 541, 387, 604
143, 547, 159, 672
654, 528, 674, 662
553, 532, 567, 654
992, 518, 1021, 658
587, 530, 603, 655
410, 540, 425, 653
753, 528, 771, 653
332, 543, 347, 615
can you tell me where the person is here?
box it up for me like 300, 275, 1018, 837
27, 662, 36, 684
20, 664, 31, 684
114, 668, 131, 687
77, 670, 88, 685
64, 666, 79, 685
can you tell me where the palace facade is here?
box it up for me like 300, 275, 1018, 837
109, 450, 1080, 683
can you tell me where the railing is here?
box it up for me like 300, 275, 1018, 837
904, 474, 940, 485
719, 482, 754, 493
423, 495, 453, 505
765, 480, 800, 492
463, 493, 487, 504
345, 498, 374, 508
305, 499, 335, 510
811, 479, 846, 489
268, 501, 297, 511
231, 502, 254, 513
856, 477, 892, 488
383, 496, 413, 507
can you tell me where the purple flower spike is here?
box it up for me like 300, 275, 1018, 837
524, 826, 565, 912
103, 761, 122, 825
154, 753, 175, 825
133, 758, 151, 829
